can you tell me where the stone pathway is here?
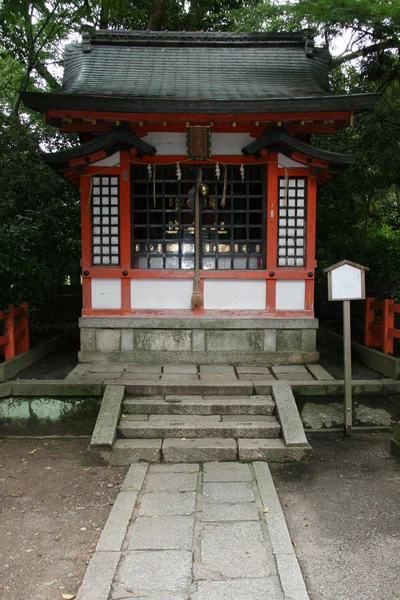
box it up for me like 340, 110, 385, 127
67, 362, 334, 384
76, 462, 309, 600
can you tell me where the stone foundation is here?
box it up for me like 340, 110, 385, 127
78, 317, 319, 364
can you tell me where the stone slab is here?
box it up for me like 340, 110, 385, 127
200, 521, 270, 578
129, 515, 194, 550
65, 363, 89, 381
236, 365, 271, 374
202, 502, 259, 522
272, 365, 309, 373
275, 372, 314, 381
306, 363, 335, 380
276, 553, 310, 600
149, 463, 199, 473
148, 415, 221, 422
197, 579, 277, 600
120, 373, 161, 381
161, 374, 199, 381
162, 438, 237, 463
115, 550, 192, 594
104, 439, 161, 465
124, 381, 254, 396
199, 374, 238, 381
0, 383, 12, 398
85, 373, 123, 382
139, 492, 196, 516
272, 385, 308, 447
123, 413, 148, 420
238, 373, 275, 380
203, 462, 253, 482
146, 472, 198, 492
125, 364, 162, 373
203, 482, 255, 503
90, 385, 125, 448
163, 365, 198, 374
120, 463, 148, 492
199, 365, 236, 374
221, 415, 276, 422
96, 491, 137, 551
11, 380, 103, 396
76, 551, 120, 600
89, 364, 125, 373
239, 439, 312, 462
119, 420, 280, 439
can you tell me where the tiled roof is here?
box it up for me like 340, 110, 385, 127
62, 30, 330, 100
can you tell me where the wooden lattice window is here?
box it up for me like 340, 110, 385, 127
131, 165, 265, 270
92, 175, 120, 265
277, 177, 306, 267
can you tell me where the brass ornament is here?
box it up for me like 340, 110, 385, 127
199, 183, 209, 197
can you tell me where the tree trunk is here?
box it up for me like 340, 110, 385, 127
147, 0, 166, 30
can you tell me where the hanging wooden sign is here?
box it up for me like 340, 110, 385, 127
186, 126, 211, 159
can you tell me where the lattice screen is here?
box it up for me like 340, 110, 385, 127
277, 177, 306, 267
92, 175, 120, 265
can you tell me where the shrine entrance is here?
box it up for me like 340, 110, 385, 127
131, 165, 265, 271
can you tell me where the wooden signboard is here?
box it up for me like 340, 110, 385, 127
186, 126, 211, 159
324, 260, 369, 436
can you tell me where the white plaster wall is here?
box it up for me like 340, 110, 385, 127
212, 133, 255, 155
276, 280, 305, 310
204, 280, 266, 310
131, 279, 193, 309
142, 133, 186, 155
278, 153, 306, 169
141, 133, 255, 156
92, 278, 122, 309
91, 151, 120, 167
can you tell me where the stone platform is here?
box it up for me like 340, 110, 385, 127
76, 461, 310, 600
79, 316, 319, 364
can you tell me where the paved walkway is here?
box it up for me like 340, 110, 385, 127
67, 362, 333, 384
76, 461, 309, 600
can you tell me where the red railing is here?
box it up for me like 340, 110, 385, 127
0, 303, 30, 360
365, 297, 400, 355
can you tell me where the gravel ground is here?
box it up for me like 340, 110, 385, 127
271, 432, 400, 600
0, 438, 126, 600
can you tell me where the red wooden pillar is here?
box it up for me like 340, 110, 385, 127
383, 298, 394, 354
266, 159, 278, 311
18, 302, 30, 353
80, 175, 92, 310
120, 152, 131, 310
364, 297, 375, 346
4, 304, 16, 360
305, 174, 317, 311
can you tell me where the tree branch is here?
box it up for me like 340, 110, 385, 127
332, 39, 399, 67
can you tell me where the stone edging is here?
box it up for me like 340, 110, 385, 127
0, 332, 73, 383
318, 328, 400, 380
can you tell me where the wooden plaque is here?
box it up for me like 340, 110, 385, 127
186, 126, 211, 159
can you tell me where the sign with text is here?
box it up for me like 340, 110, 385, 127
324, 260, 368, 302
186, 126, 211, 159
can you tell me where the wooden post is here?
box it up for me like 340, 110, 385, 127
4, 304, 16, 360
343, 300, 352, 436
19, 302, 30, 353
382, 298, 394, 354
364, 297, 374, 346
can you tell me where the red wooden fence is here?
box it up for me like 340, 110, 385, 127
0, 303, 30, 360
365, 297, 400, 355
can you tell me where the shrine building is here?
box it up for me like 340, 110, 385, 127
21, 30, 378, 364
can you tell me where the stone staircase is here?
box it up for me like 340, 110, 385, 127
89, 381, 312, 464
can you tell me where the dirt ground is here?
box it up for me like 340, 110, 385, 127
0, 434, 398, 600
0, 438, 126, 600
272, 432, 400, 600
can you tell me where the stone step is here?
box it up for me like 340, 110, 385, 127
122, 414, 277, 423
123, 395, 275, 416
123, 380, 255, 396
238, 438, 312, 462
118, 419, 281, 439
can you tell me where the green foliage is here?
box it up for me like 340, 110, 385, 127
0, 116, 80, 324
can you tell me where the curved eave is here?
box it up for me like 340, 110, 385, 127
20, 90, 379, 115
242, 126, 355, 174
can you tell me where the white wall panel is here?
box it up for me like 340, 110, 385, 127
142, 133, 186, 155
92, 278, 122, 309
131, 279, 193, 309
212, 133, 255, 155
91, 152, 120, 167
276, 280, 305, 310
204, 280, 266, 310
